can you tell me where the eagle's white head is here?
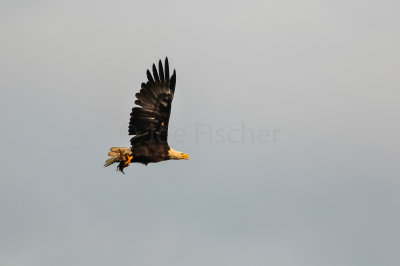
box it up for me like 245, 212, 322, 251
168, 148, 190, 160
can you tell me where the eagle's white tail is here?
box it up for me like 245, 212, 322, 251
104, 157, 118, 167
104, 147, 132, 167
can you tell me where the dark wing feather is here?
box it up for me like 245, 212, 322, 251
129, 58, 176, 146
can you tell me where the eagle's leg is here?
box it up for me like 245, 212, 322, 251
124, 154, 133, 166
117, 153, 133, 174
117, 148, 133, 166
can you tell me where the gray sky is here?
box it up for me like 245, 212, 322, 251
1, 0, 399, 265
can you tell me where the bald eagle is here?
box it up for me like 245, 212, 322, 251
104, 58, 189, 173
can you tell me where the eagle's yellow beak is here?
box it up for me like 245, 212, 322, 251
182, 154, 190, 160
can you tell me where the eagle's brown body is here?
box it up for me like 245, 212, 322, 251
132, 142, 170, 164
104, 58, 189, 173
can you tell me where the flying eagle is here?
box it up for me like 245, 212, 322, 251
104, 58, 189, 173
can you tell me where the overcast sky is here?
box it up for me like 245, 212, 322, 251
1, 0, 399, 265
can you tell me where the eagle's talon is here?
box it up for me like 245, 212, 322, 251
124, 155, 133, 166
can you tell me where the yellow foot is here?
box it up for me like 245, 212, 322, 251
124, 154, 133, 166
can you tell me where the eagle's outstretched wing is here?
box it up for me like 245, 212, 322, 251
129, 58, 176, 146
